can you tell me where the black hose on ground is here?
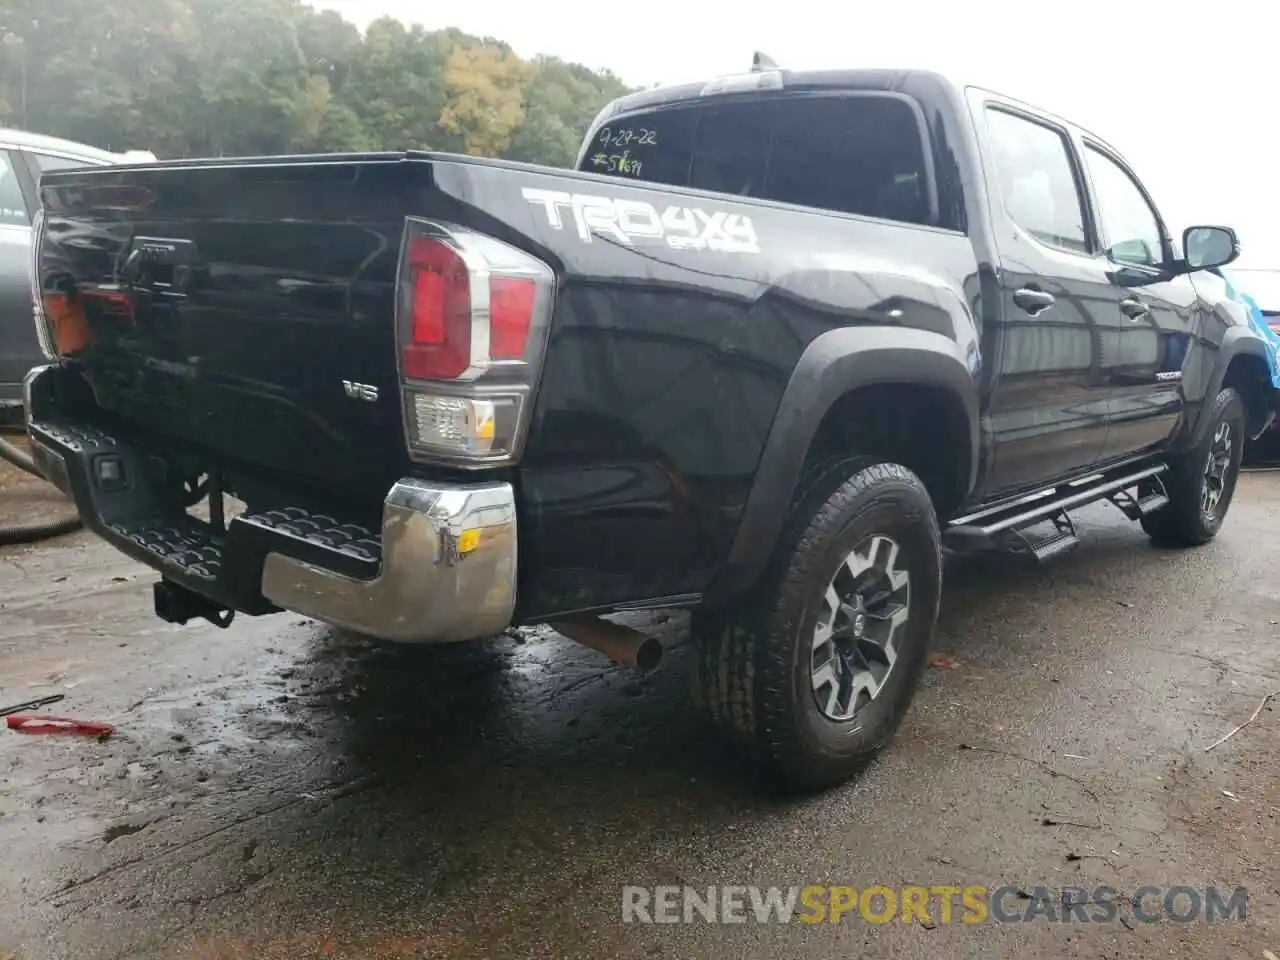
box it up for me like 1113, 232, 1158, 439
0, 432, 37, 473
0, 512, 83, 546
0, 430, 83, 545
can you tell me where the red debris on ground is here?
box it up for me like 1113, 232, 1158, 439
4, 715, 115, 736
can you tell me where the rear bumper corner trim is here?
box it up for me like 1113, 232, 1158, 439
260, 477, 518, 644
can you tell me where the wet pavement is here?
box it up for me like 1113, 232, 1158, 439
0, 459, 1277, 959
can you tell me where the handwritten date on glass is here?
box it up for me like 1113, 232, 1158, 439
596, 127, 658, 150
590, 150, 644, 177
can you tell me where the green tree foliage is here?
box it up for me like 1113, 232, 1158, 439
0, 0, 633, 165
506, 57, 630, 167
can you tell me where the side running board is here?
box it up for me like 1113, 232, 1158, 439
944, 463, 1169, 561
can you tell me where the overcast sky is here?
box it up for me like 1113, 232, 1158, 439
312, 0, 1279, 275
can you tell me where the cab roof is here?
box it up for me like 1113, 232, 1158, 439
595, 65, 1125, 165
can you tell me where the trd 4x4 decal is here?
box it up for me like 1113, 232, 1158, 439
522, 187, 760, 255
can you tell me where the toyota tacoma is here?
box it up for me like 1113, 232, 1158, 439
24, 65, 1279, 791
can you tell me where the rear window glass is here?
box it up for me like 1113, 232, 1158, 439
579, 94, 932, 226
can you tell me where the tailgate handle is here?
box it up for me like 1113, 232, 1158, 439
122, 237, 198, 296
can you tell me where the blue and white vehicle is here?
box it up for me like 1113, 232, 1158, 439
1221, 268, 1280, 384
1220, 267, 1280, 452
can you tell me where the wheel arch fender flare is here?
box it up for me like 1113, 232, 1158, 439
707, 326, 980, 603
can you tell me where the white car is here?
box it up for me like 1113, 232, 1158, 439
1226, 268, 1280, 317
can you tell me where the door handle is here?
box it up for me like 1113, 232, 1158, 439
1120, 296, 1150, 319
1013, 287, 1056, 315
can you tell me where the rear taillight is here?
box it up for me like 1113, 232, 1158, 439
397, 221, 554, 466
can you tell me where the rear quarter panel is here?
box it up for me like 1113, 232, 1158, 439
428, 160, 981, 618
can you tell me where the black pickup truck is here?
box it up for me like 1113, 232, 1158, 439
24, 66, 1279, 791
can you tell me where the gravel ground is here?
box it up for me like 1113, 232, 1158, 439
0, 458, 1276, 959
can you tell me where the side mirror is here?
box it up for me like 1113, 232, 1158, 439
1183, 225, 1240, 271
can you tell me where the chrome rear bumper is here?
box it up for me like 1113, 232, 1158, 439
260, 478, 517, 643
24, 363, 518, 644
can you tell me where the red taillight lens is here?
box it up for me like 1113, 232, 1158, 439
489, 276, 535, 359
404, 237, 472, 380
402, 235, 539, 378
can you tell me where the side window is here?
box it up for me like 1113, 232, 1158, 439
1081, 145, 1163, 267
0, 152, 29, 227
983, 108, 1089, 254
30, 152, 89, 174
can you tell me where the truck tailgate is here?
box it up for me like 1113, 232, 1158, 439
36, 154, 424, 500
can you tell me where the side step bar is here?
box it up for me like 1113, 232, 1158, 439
1106, 475, 1170, 521
944, 463, 1169, 560
1008, 509, 1078, 562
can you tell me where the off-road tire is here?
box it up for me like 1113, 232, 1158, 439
1140, 387, 1245, 546
694, 456, 942, 793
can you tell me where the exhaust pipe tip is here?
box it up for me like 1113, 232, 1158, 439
632, 635, 664, 673
552, 616, 665, 673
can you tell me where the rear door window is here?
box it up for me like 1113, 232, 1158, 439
982, 108, 1089, 255
579, 94, 934, 227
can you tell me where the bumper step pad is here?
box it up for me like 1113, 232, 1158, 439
109, 518, 224, 582
29, 416, 381, 613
